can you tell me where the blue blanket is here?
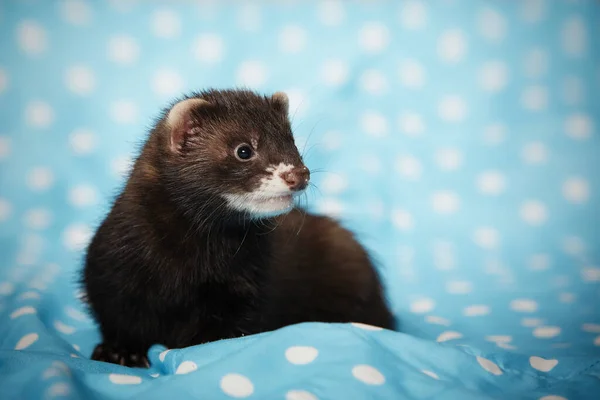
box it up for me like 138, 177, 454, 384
1, 1, 599, 399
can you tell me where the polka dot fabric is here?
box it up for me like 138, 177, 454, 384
0, 1, 599, 399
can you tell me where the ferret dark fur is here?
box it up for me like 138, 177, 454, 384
82, 89, 395, 367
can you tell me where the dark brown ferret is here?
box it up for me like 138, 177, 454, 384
82, 89, 395, 367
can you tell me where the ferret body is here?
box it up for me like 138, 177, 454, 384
83, 89, 394, 367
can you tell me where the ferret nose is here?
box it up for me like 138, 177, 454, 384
281, 166, 310, 191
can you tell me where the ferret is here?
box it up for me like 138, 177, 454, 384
82, 89, 395, 367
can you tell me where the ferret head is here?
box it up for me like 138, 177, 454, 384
160, 89, 310, 220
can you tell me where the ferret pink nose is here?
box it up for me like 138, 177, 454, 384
281, 166, 310, 191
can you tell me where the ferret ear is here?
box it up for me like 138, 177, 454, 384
166, 98, 210, 154
271, 91, 289, 115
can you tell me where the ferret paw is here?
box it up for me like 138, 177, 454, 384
91, 343, 150, 368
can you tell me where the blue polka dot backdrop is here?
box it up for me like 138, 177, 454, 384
0, 0, 599, 399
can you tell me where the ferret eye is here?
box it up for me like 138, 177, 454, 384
235, 144, 254, 161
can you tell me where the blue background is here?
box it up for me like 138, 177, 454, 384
0, 1, 599, 399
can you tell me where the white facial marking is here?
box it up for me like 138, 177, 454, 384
223, 163, 300, 218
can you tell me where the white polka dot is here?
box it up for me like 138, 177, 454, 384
581, 267, 600, 282
425, 316, 451, 326
533, 326, 561, 338
220, 373, 254, 398
436, 331, 463, 342
320, 173, 347, 194
522, 142, 548, 164
477, 8, 506, 42
47, 382, 70, 397
523, 48, 548, 78
285, 88, 309, 117
360, 154, 382, 174
391, 209, 414, 231
0, 68, 8, 93
358, 22, 389, 54
437, 29, 467, 63
236, 4, 261, 31
520, 200, 547, 225
478, 61, 508, 92
399, 1, 427, 30
398, 112, 425, 136
352, 364, 385, 385
562, 177, 589, 204
562, 76, 583, 105
10, 306, 36, 319
279, 25, 307, 54
62, 224, 92, 252
108, 35, 139, 65
510, 299, 538, 312
317, 0, 345, 26
69, 129, 96, 154
476, 171, 506, 195
463, 305, 490, 317
61, 0, 91, 26
19, 291, 41, 300
0, 281, 14, 295
483, 123, 506, 145
528, 254, 550, 271
151, 9, 181, 38
175, 361, 198, 375
359, 69, 387, 95
192, 34, 224, 64
109, 373, 142, 384
320, 59, 348, 87
321, 130, 342, 150
111, 155, 133, 178
562, 236, 585, 255
0, 199, 12, 222
438, 96, 467, 122
582, 323, 600, 333
539, 396, 567, 400
497, 342, 517, 350
446, 280, 472, 294
565, 113, 593, 140
54, 320, 75, 334
431, 191, 460, 214
15, 333, 38, 350
476, 356, 502, 375
236, 61, 267, 88
285, 346, 318, 365
351, 322, 383, 331
68, 184, 98, 207
360, 111, 388, 138
110, 100, 138, 124
25, 101, 54, 128
24, 208, 52, 229
522, 318, 544, 327
151, 69, 184, 96
529, 356, 559, 372
65, 306, 88, 321
435, 148, 462, 171
395, 155, 422, 180
398, 59, 425, 89
521, 85, 548, 111
520, 0, 545, 23
410, 298, 435, 314
159, 349, 170, 362
485, 335, 512, 344
421, 370, 439, 380
27, 167, 54, 191
561, 16, 586, 57
286, 390, 317, 400
17, 20, 47, 55
316, 198, 343, 217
